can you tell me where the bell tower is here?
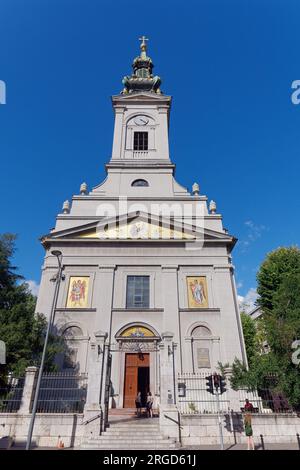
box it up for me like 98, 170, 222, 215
110, 37, 171, 163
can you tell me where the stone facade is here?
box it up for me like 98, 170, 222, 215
33, 39, 248, 436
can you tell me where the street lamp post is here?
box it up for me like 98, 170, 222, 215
26, 250, 64, 450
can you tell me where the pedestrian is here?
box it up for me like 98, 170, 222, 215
244, 413, 255, 450
146, 391, 154, 418
135, 391, 142, 417
244, 398, 254, 412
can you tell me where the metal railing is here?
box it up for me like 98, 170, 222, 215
34, 372, 88, 413
0, 376, 25, 412
239, 388, 294, 414
177, 372, 229, 414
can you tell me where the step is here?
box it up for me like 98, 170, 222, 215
86, 437, 170, 443
82, 444, 178, 450
101, 431, 164, 439
83, 438, 175, 444
108, 423, 159, 428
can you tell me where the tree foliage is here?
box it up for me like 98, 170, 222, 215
240, 312, 257, 366
0, 234, 61, 379
230, 247, 300, 409
257, 246, 300, 314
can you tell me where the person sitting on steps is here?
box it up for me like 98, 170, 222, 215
146, 391, 154, 418
135, 391, 142, 417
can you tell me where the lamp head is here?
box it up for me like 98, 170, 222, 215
51, 250, 62, 257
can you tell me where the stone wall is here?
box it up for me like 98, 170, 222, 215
179, 413, 300, 446
1, 411, 299, 448
0, 413, 84, 448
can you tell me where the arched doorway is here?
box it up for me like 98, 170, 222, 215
114, 324, 160, 408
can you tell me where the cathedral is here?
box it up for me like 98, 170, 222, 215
35, 37, 247, 418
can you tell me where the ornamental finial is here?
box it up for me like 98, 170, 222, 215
192, 182, 200, 196
139, 35, 149, 57
121, 36, 161, 94
209, 200, 217, 214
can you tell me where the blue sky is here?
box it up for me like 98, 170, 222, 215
0, 0, 299, 307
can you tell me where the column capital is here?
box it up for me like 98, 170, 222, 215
94, 330, 108, 341
161, 331, 174, 341
98, 265, 116, 272
161, 265, 178, 272
25, 366, 38, 374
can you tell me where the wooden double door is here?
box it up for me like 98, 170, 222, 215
123, 353, 150, 408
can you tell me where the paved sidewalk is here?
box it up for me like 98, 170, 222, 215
4, 443, 300, 451
182, 443, 300, 450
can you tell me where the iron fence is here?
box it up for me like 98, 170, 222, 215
0, 375, 25, 413
177, 372, 230, 414
34, 372, 88, 413
239, 388, 294, 414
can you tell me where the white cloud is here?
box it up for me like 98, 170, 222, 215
239, 220, 267, 252
238, 287, 258, 313
26, 280, 40, 296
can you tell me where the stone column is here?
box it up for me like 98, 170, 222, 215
111, 107, 125, 159
161, 265, 182, 371
83, 331, 108, 437
18, 366, 38, 414
159, 332, 179, 440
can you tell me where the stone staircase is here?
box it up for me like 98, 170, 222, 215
81, 416, 179, 450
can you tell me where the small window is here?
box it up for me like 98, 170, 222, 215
126, 275, 150, 308
134, 132, 148, 151
131, 179, 149, 187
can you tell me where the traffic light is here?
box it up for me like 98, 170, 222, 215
206, 374, 214, 394
213, 373, 220, 391
219, 376, 227, 395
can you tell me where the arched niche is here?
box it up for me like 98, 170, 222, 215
125, 114, 156, 151
189, 324, 214, 372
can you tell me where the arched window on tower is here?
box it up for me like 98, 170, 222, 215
191, 325, 213, 372
131, 179, 149, 187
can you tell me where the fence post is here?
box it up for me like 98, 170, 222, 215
83, 331, 108, 437
18, 366, 38, 414
224, 367, 240, 411
159, 332, 180, 441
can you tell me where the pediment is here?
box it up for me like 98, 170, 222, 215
112, 92, 171, 103
42, 211, 236, 248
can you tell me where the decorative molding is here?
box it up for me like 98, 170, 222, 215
112, 308, 164, 313
55, 308, 97, 313
179, 308, 221, 313
98, 265, 116, 271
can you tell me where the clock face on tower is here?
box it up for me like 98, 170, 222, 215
134, 116, 149, 126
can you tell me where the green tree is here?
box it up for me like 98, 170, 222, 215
0, 234, 61, 379
257, 246, 300, 314
230, 247, 300, 409
240, 312, 257, 366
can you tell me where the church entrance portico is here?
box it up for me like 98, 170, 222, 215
123, 353, 149, 407
112, 324, 161, 409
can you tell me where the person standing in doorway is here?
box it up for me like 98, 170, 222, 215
146, 391, 154, 418
135, 391, 142, 417
244, 413, 255, 450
